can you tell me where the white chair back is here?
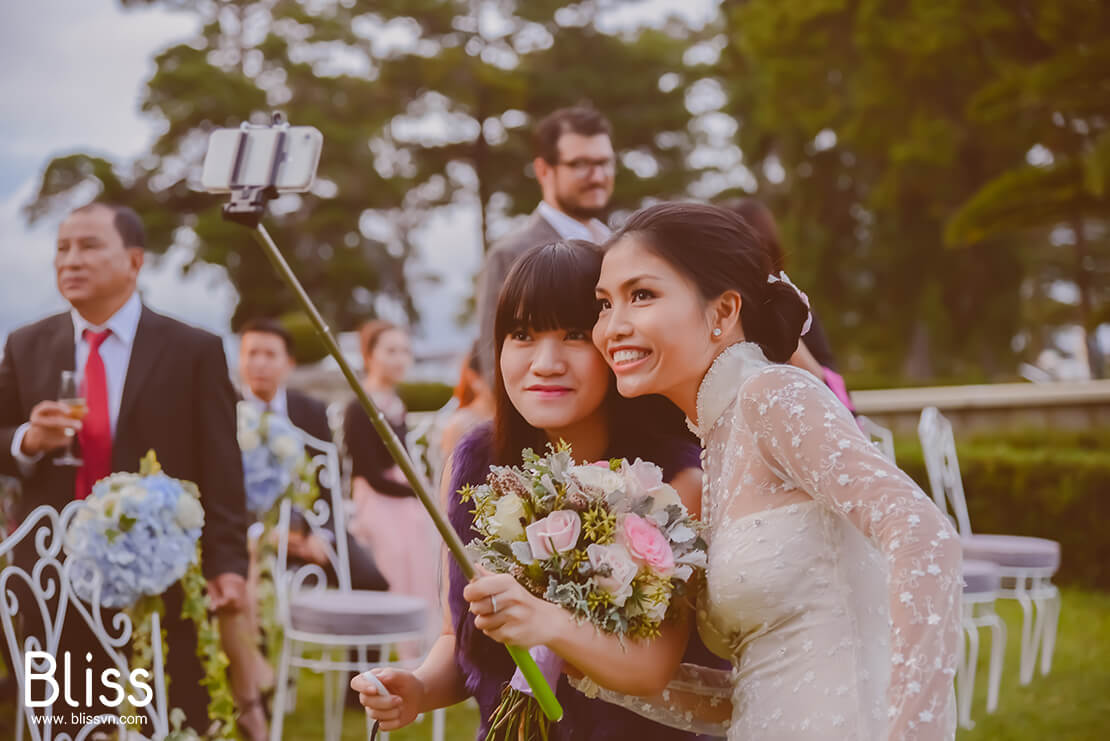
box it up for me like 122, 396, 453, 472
917, 406, 973, 537
0, 502, 172, 740
857, 415, 896, 462
406, 398, 460, 487
280, 427, 350, 592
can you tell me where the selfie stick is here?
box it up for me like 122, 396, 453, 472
220, 113, 563, 722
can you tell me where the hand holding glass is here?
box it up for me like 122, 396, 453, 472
55, 370, 85, 466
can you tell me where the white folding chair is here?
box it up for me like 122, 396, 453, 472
405, 397, 460, 488
918, 407, 1061, 686
269, 429, 431, 741
856, 415, 896, 462
957, 559, 1006, 728
1, 503, 175, 740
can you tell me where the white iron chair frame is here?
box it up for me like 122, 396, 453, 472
956, 588, 1006, 729
918, 406, 1061, 686
268, 427, 431, 741
1, 502, 172, 741
856, 415, 896, 463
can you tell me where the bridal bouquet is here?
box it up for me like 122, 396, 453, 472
237, 400, 316, 517
461, 443, 707, 740
63, 451, 235, 737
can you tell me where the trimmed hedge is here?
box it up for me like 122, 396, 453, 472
279, 312, 330, 365
894, 438, 1110, 591
397, 381, 455, 413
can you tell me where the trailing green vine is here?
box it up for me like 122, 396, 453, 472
182, 548, 236, 738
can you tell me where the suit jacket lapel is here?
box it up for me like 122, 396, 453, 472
42, 314, 76, 400
116, 306, 169, 455
528, 210, 562, 245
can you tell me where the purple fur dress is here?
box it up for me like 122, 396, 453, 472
446, 422, 723, 740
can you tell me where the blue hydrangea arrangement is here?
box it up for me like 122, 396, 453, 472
65, 451, 205, 609
237, 400, 313, 516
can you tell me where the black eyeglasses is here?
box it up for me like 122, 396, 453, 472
555, 157, 616, 179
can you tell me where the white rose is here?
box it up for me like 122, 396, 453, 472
569, 464, 624, 497
648, 483, 683, 514
118, 484, 147, 512
271, 434, 302, 463
237, 400, 261, 425
239, 426, 262, 452
587, 543, 639, 606
176, 494, 205, 531
488, 494, 527, 542
98, 490, 123, 519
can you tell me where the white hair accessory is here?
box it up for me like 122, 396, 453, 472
766, 271, 813, 336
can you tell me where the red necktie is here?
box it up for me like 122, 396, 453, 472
76, 329, 113, 500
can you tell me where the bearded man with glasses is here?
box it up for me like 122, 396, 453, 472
474, 106, 617, 385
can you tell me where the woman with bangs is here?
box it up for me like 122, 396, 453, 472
352, 240, 714, 740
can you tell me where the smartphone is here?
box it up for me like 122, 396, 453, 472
201, 125, 323, 193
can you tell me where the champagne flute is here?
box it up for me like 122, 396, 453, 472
54, 370, 85, 466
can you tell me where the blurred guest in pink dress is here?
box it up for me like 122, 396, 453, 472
343, 320, 439, 655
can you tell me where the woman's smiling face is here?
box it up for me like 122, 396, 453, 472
500, 325, 611, 433
593, 236, 720, 402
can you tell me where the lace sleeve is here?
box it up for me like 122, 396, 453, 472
570, 663, 733, 736
739, 367, 961, 741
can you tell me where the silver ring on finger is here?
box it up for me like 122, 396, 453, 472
489, 594, 499, 615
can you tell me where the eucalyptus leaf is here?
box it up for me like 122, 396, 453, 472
510, 540, 535, 564
630, 496, 653, 517
669, 524, 696, 543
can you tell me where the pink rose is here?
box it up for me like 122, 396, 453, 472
622, 459, 682, 513
622, 459, 665, 497
618, 514, 675, 575
525, 510, 582, 560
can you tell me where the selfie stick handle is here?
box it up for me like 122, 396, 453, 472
234, 219, 563, 723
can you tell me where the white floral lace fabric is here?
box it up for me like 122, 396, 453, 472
595, 343, 962, 740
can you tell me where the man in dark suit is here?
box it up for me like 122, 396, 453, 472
237, 319, 389, 711
0, 202, 249, 734
237, 318, 387, 592
239, 318, 331, 443
474, 106, 617, 383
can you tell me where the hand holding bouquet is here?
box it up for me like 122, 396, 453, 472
461, 443, 707, 740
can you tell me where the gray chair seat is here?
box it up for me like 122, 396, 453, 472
289, 589, 427, 636
962, 534, 1060, 571
962, 558, 1001, 594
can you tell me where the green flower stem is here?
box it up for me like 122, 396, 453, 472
250, 223, 563, 723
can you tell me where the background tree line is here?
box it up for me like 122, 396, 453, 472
25, 0, 1109, 384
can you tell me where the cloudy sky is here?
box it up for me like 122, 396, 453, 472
0, 0, 715, 355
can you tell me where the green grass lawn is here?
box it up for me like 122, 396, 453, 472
955, 587, 1110, 740
277, 588, 1109, 740
2, 588, 1106, 739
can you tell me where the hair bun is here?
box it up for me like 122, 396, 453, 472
748, 280, 809, 363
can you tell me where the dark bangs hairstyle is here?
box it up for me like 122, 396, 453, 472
605, 201, 809, 364
491, 240, 687, 466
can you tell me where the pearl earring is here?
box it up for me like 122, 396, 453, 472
712, 328, 722, 338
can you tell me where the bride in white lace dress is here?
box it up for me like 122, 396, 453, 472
582, 202, 962, 740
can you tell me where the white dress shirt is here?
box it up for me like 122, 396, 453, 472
10, 291, 143, 471
242, 385, 289, 418
537, 200, 611, 243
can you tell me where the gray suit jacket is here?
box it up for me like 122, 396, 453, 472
475, 208, 561, 384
